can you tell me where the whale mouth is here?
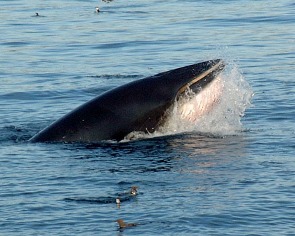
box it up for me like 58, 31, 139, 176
177, 59, 225, 97
176, 60, 226, 122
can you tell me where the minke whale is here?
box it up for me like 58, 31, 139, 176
30, 59, 225, 143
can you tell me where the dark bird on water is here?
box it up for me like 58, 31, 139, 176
116, 219, 137, 229
130, 186, 138, 196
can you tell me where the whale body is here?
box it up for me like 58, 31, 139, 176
30, 59, 225, 143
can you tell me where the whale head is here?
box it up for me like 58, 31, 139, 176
30, 59, 226, 143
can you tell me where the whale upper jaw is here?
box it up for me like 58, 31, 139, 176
177, 59, 225, 98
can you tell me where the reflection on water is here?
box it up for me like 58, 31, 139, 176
71, 132, 249, 180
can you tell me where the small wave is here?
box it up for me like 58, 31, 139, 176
85, 74, 144, 93
0, 91, 61, 101
86, 74, 143, 79
64, 189, 139, 205
1, 41, 31, 47
64, 196, 116, 204
64, 195, 138, 205
0, 125, 32, 143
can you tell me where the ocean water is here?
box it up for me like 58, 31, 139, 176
0, 0, 294, 235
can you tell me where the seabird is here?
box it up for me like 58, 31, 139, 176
130, 186, 138, 196
116, 198, 121, 204
116, 219, 137, 229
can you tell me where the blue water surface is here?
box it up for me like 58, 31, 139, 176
0, 0, 294, 235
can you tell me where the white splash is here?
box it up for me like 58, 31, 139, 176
124, 62, 253, 141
